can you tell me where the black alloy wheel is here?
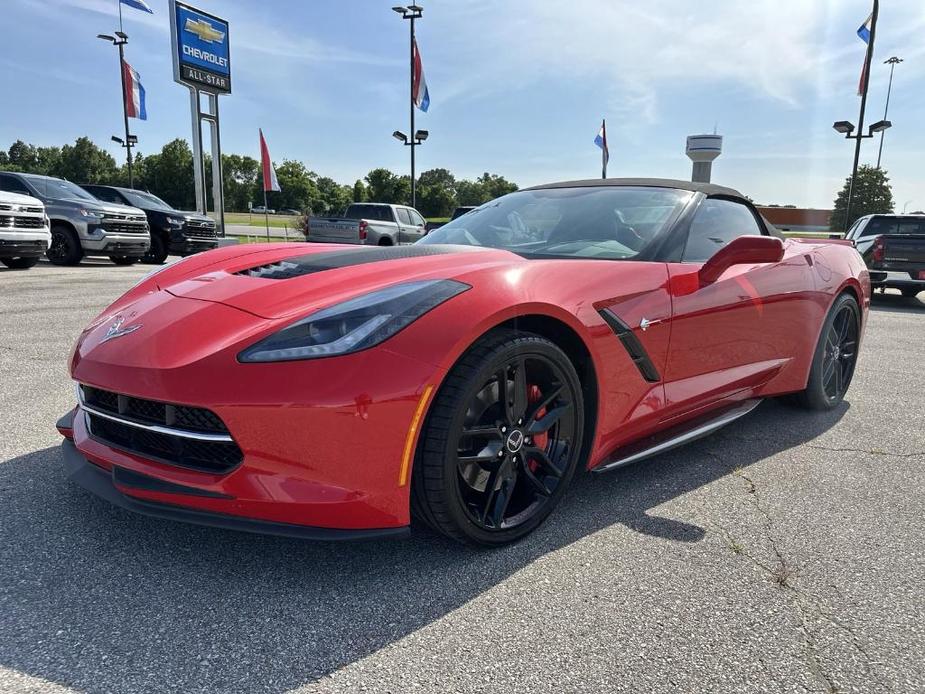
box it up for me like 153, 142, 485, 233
1, 256, 40, 269
412, 330, 585, 545
793, 293, 860, 410
142, 234, 169, 265
46, 225, 82, 266
820, 301, 859, 403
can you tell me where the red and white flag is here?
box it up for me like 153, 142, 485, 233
259, 128, 281, 192
122, 60, 147, 120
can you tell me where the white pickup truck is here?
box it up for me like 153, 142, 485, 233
0, 190, 51, 269
305, 203, 428, 245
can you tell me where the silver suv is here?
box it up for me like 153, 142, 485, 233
0, 172, 150, 266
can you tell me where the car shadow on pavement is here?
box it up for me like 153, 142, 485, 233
869, 292, 924, 314
0, 399, 846, 693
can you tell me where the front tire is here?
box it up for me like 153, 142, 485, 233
142, 234, 168, 265
109, 256, 139, 266
411, 329, 585, 546
793, 293, 861, 410
46, 225, 83, 266
1, 256, 40, 269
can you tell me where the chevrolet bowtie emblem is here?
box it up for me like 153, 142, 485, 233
185, 18, 225, 44
101, 315, 142, 344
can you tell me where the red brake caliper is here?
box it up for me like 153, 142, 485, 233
527, 385, 548, 473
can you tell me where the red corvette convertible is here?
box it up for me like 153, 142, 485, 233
57, 179, 870, 545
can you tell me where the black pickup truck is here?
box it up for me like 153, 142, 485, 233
846, 214, 925, 298
81, 185, 220, 264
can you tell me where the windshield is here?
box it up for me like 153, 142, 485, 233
23, 175, 98, 202
123, 190, 174, 210
419, 186, 692, 260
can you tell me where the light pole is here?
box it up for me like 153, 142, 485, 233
903, 200, 913, 213
392, 4, 424, 208
876, 56, 902, 169
97, 32, 135, 187
833, 0, 879, 233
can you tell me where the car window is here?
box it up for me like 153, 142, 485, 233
409, 209, 426, 227
420, 186, 692, 260
682, 198, 765, 263
0, 174, 33, 196
86, 187, 122, 204
862, 217, 925, 236
395, 208, 412, 225
345, 204, 393, 222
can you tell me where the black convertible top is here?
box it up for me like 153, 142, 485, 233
523, 177, 745, 199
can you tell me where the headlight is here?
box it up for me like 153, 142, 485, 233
78, 208, 105, 219
167, 216, 186, 227
238, 279, 469, 363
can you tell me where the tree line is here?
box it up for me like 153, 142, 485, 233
0, 137, 518, 218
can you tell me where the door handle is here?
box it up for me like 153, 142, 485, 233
639, 317, 665, 331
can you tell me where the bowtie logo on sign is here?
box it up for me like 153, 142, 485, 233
185, 18, 225, 43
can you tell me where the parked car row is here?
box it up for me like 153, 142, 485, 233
846, 213, 925, 298
305, 202, 429, 245
0, 171, 223, 270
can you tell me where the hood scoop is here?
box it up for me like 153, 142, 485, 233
233, 244, 480, 280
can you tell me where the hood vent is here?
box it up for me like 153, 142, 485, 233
234, 245, 477, 280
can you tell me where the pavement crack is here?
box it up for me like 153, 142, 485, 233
715, 464, 881, 693
804, 443, 925, 459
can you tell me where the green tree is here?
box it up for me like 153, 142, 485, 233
365, 168, 404, 203
352, 179, 367, 203
272, 159, 322, 213
222, 153, 260, 212
56, 137, 118, 183
478, 172, 518, 200
831, 165, 894, 232
140, 139, 196, 209
7, 140, 39, 171
415, 168, 457, 217
455, 179, 486, 206
315, 176, 352, 214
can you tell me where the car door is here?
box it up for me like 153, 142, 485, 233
662, 196, 816, 416
406, 208, 428, 242
394, 207, 423, 244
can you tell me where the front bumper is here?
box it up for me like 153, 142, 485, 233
0, 236, 49, 257
169, 236, 219, 256
60, 432, 408, 541
82, 224, 150, 256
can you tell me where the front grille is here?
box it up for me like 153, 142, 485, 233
13, 217, 45, 229
0, 204, 43, 214
86, 413, 243, 473
80, 385, 241, 473
102, 214, 147, 235
184, 219, 217, 238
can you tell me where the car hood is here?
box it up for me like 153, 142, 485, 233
0, 190, 44, 207
176, 210, 214, 222
159, 244, 519, 320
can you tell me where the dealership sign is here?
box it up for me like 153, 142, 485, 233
170, 1, 231, 93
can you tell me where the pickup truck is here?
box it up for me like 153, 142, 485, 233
0, 172, 150, 266
81, 184, 220, 264
305, 203, 428, 245
846, 213, 925, 298
0, 190, 50, 269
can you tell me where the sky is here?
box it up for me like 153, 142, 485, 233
2, 0, 924, 210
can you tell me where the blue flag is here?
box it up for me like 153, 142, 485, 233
121, 0, 154, 14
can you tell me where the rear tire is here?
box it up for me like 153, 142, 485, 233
411, 329, 585, 546
901, 287, 920, 298
792, 293, 861, 410
142, 235, 168, 265
110, 256, 139, 266
46, 225, 83, 266
1, 256, 40, 269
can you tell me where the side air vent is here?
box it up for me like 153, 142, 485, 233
598, 308, 661, 383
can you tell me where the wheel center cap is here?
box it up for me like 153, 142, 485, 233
505, 429, 525, 454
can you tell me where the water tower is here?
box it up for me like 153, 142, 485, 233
686, 134, 723, 183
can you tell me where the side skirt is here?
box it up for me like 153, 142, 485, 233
592, 398, 762, 473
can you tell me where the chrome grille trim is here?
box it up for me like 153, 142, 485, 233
76, 387, 233, 442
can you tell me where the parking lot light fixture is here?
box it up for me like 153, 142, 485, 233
393, 130, 408, 143
393, 4, 425, 208
414, 129, 429, 142
832, 121, 855, 135
97, 31, 135, 187
868, 119, 891, 134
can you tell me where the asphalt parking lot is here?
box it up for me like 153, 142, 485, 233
1, 260, 923, 694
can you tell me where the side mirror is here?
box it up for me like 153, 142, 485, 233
699, 235, 784, 285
